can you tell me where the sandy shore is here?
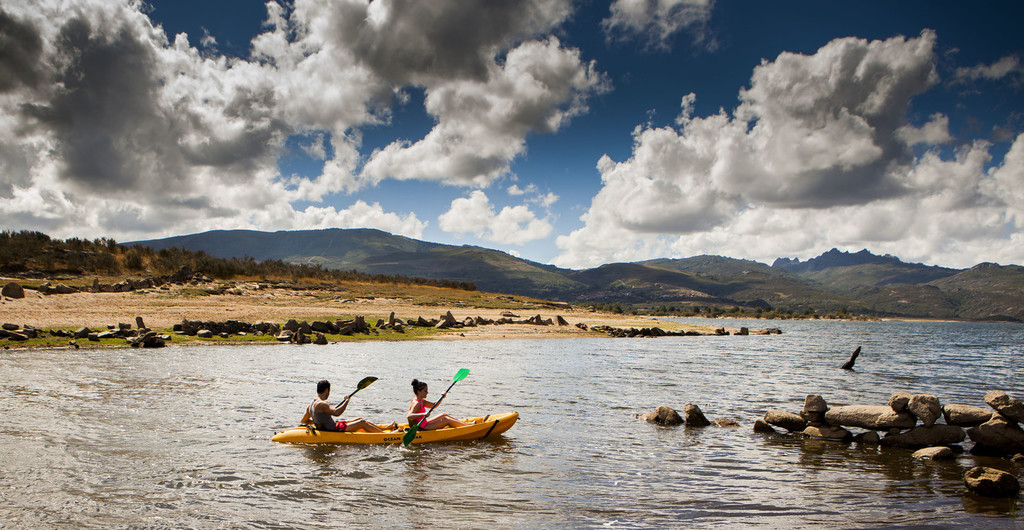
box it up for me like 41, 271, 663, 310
0, 282, 740, 341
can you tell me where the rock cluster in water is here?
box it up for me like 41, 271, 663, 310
757, 390, 1024, 498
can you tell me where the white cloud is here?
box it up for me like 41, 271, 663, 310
361, 37, 609, 187
0, 0, 594, 244
954, 54, 1023, 83
554, 31, 1024, 269
602, 0, 715, 51
896, 113, 952, 146
439, 190, 552, 245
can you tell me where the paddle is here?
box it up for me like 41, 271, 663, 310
403, 368, 469, 447
343, 376, 378, 403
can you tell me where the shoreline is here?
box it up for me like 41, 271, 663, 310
0, 284, 766, 349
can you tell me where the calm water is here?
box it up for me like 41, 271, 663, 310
1, 319, 1022, 527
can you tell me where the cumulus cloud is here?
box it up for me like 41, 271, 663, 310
602, 0, 715, 51
439, 190, 553, 245
0, 0, 595, 244
361, 36, 610, 186
555, 30, 1024, 269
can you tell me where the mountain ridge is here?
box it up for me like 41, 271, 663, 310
127, 229, 1024, 321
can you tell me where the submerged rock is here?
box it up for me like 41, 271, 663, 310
684, 403, 711, 427
963, 466, 1020, 498
641, 406, 683, 426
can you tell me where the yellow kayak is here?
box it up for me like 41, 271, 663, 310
271, 411, 519, 445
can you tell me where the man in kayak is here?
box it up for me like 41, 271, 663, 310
302, 380, 397, 432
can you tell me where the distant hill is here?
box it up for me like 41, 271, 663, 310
127, 229, 1024, 321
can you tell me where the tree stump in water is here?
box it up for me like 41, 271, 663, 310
841, 346, 861, 370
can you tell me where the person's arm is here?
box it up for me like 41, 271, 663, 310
328, 396, 350, 417
300, 407, 312, 425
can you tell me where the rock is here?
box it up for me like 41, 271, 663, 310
275, 331, 293, 342
963, 466, 1020, 498
135, 316, 145, 329
908, 394, 942, 427
825, 405, 917, 430
913, 447, 954, 460
641, 406, 683, 426
984, 391, 1024, 423
854, 431, 880, 445
880, 425, 965, 448
73, 327, 91, 339
802, 424, 853, 442
889, 392, 912, 413
556, 315, 569, 326
1, 323, 17, 331
764, 409, 807, 432
197, 329, 213, 338
942, 404, 992, 426
753, 419, 777, 434
714, 418, 740, 427
684, 403, 712, 427
966, 414, 1024, 455
804, 394, 828, 412
736, 327, 749, 336
1, 282, 24, 299
283, 319, 299, 332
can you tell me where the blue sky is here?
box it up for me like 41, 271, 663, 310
1, 1, 1022, 269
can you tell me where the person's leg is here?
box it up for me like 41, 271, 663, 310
343, 418, 384, 433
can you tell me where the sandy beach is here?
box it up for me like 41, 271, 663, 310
0, 281, 734, 342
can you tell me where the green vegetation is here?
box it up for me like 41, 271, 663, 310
0, 230, 476, 291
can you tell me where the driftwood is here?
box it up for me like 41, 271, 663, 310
841, 346, 862, 370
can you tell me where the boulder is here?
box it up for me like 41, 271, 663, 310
73, 327, 91, 339
714, 418, 740, 427
1, 282, 25, 299
889, 392, 912, 413
880, 425, 965, 448
804, 394, 828, 412
135, 316, 146, 329
913, 447, 954, 460
984, 391, 1024, 423
1, 323, 17, 331
966, 414, 1024, 455
942, 404, 992, 426
197, 329, 213, 338
764, 409, 807, 432
640, 406, 683, 426
802, 424, 852, 442
908, 394, 942, 427
824, 405, 917, 430
963, 466, 1020, 498
753, 420, 777, 434
313, 333, 328, 345
556, 315, 569, 326
683, 403, 711, 427
854, 431, 880, 445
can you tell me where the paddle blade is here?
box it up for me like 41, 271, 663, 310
355, 376, 378, 391
453, 368, 470, 382
402, 425, 418, 446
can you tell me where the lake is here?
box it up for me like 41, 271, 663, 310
1, 319, 1022, 527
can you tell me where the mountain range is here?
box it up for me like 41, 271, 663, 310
128, 229, 1024, 322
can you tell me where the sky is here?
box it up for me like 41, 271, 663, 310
1, 1, 1022, 270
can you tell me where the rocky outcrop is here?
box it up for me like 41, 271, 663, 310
764, 409, 807, 432
984, 390, 1024, 423
684, 403, 711, 427
641, 406, 683, 426
967, 414, 1024, 455
824, 405, 917, 431
942, 404, 992, 426
880, 425, 965, 448
963, 466, 1020, 498
908, 394, 942, 427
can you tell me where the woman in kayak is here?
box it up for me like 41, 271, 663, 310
302, 380, 398, 432
407, 378, 471, 430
